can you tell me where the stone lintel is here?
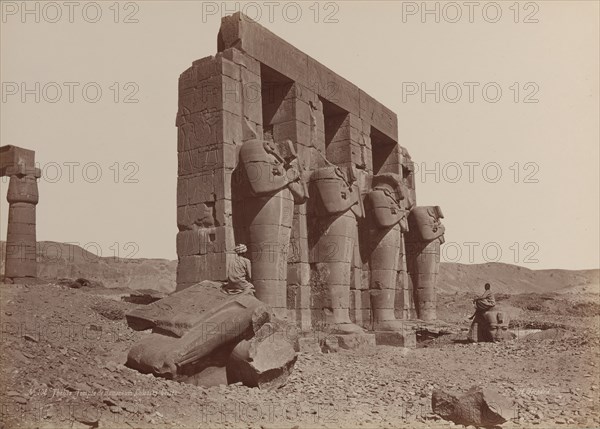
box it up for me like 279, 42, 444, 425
217, 12, 398, 142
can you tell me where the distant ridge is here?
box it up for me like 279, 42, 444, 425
1, 241, 597, 295
438, 262, 598, 294
0, 241, 176, 292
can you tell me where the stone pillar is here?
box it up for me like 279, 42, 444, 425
238, 139, 300, 320
369, 223, 402, 324
267, 83, 324, 330
311, 208, 360, 332
308, 165, 364, 334
247, 189, 294, 319
405, 206, 445, 321
325, 113, 370, 172
175, 50, 258, 291
406, 239, 441, 321
321, 112, 372, 328
395, 237, 416, 320
1, 145, 41, 283
399, 148, 417, 319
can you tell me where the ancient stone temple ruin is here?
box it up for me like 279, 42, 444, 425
0, 145, 40, 283
175, 13, 445, 334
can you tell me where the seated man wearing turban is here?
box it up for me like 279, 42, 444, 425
223, 244, 254, 295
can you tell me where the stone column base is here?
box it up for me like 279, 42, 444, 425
333, 333, 376, 350
374, 330, 416, 348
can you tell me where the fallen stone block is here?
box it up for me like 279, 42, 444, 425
432, 386, 516, 427
125, 281, 270, 381
125, 280, 264, 336
226, 321, 297, 390
335, 333, 376, 350
297, 337, 321, 353
321, 336, 340, 353
127, 332, 239, 380
178, 365, 228, 387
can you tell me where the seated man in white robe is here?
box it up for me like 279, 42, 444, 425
222, 244, 254, 295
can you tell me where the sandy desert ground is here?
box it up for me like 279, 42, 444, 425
1, 272, 598, 429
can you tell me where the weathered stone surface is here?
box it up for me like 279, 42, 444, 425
359, 90, 398, 144
1, 145, 39, 282
125, 281, 270, 379
175, 14, 445, 334
374, 330, 416, 348
176, 252, 229, 289
0, 145, 35, 175
296, 336, 321, 353
126, 280, 263, 334
335, 333, 376, 350
217, 12, 398, 142
407, 206, 445, 242
238, 139, 306, 317
468, 305, 513, 343
406, 206, 445, 321
368, 173, 411, 333
225, 321, 298, 389
321, 336, 340, 353
179, 365, 228, 387
218, 13, 309, 89
307, 57, 360, 117
432, 386, 516, 427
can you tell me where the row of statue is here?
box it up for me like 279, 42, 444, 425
232, 137, 445, 333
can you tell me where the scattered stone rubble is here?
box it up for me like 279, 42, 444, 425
432, 385, 516, 427
1, 282, 599, 428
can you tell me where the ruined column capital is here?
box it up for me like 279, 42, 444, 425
3, 165, 41, 178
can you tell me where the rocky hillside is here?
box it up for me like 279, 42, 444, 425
438, 262, 599, 295
1, 241, 597, 295
0, 241, 176, 292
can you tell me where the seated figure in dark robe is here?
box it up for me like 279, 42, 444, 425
468, 283, 496, 342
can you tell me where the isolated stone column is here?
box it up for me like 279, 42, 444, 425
1, 145, 41, 283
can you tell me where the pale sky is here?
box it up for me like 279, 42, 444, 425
1, 1, 598, 269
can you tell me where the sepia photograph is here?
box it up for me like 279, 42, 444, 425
0, 1, 598, 428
